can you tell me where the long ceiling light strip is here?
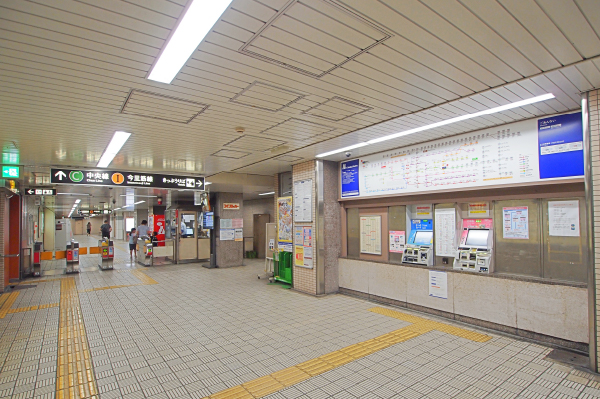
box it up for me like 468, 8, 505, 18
148, 0, 233, 84
316, 94, 555, 158
97, 131, 131, 168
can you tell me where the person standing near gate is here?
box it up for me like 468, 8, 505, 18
136, 220, 150, 239
86, 221, 92, 236
100, 219, 112, 239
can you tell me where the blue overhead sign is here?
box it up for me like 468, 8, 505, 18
538, 112, 583, 179
341, 159, 359, 197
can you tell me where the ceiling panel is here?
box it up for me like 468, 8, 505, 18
0, 0, 598, 185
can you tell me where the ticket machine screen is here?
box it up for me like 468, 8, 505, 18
413, 231, 433, 245
465, 229, 489, 247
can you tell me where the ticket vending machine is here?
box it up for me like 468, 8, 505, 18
402, 220, 434, 266
453, 219, 493, 273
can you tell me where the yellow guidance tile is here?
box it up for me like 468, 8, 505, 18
0, 291, 19, 318
368, 307, 492, 342
56, 278, 98, 398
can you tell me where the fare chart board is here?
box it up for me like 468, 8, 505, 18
341, 113, 583, 198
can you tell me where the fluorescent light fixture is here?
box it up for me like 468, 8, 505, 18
133, 201, 146, 205
113, 207, 121, 211
119, 195, 157, 197
205, 182, 212, 185
316, 94, 555, 157
97, 131, 131, 168
258, 192, 275, 196
74, 199, 81, 204
316, 142, 369, 158
57, 193, 90, 196
148, 0, 233, 84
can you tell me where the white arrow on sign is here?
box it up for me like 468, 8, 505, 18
55, 171, 67, 180
196, 180, 203, 187
27, 189, 34, 194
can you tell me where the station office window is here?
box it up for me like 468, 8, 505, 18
345, 196, 587, 284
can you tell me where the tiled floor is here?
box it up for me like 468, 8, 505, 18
1, 235, 599, 398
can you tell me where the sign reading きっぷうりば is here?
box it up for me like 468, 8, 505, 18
51, 168, 205, 190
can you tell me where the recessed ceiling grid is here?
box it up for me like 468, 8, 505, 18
120, 89, 210, 124
237, 0, 392, 78
302, 96, 372, 121
259, 118, 336, 140
0, 0, 599, 176
224, 134, 286, 151
229, 81, 305, 111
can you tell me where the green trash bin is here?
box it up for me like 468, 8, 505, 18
275, 250, 293, 285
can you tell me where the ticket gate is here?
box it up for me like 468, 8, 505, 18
65, 240, 80, 274
33, 241, 42, 277
137, 236, 153, 267
98, 238, 114, 270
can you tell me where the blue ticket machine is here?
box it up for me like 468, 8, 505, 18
402, 220, 434, 266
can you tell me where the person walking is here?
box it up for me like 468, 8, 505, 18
86, 221, 92, 236
136, 219, 150, 239
100, 220, 112, 239
129, 228, 137, 260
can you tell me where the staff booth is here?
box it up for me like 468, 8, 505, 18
165, 207, 212, 264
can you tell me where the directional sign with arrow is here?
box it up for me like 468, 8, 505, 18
25, 188, 56, 196
50, 168, 205, 190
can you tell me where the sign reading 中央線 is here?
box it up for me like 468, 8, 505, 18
51, 168, 205, 190
25, 188, 56, 196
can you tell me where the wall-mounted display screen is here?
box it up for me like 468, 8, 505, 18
203, 212, 214, 229
414, 231, 433, 245
341, 112, 583, 199
465, 229, 489, 247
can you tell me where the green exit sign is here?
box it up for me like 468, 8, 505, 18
1, 166, 19, 178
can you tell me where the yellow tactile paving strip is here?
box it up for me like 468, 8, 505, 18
79, 269, 158, 292
56, 278, 98, 399
368, 307, 492, 342
0, 291, 20, 318
203, 306, 491, 399
8, 303, 59, 314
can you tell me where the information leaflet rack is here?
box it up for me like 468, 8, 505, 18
98, 238, 114, 270
453, 219, 494, 273
137, 236, 153, 267
65, 240, 80, 274
402, 220, 434, 266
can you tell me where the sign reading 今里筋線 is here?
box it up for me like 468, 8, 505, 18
50, 168, 204, 190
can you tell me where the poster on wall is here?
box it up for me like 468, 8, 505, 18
220, 218, 232, 229
548, 200, 580, 237
503, 207, 529, 239
340, 113, 583, 199
220, 229, 235, 241
435, 208, 456, 257
295, 226, 304, 246
277, 197, 293, 244
234, 228, 243, 242
294, 179, 313, 222
232, 219, 243, 228
303, 227, 312, 247
295, 246, 304, 266
389, 231, 405, 253
360, 215, 382, 255
429, 271, 447, 299
303, 246, 313, 268
153, 215, 165, 247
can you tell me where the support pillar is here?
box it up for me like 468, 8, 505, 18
214, 192, 243, 268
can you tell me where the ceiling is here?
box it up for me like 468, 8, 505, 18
1, 0, 599, 181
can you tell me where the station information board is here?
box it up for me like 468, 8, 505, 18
341, 112, 583, 199
51, 168, 205, 190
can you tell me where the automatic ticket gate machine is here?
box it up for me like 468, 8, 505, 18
65, 240, 80, 274
98, 238, 114, 270
137, 236, 153, 267
33, 242, 42, 277
453, 219, 494, 273
402, 220, 434, 266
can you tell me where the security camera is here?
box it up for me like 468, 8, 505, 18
345, 152, 352, 158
